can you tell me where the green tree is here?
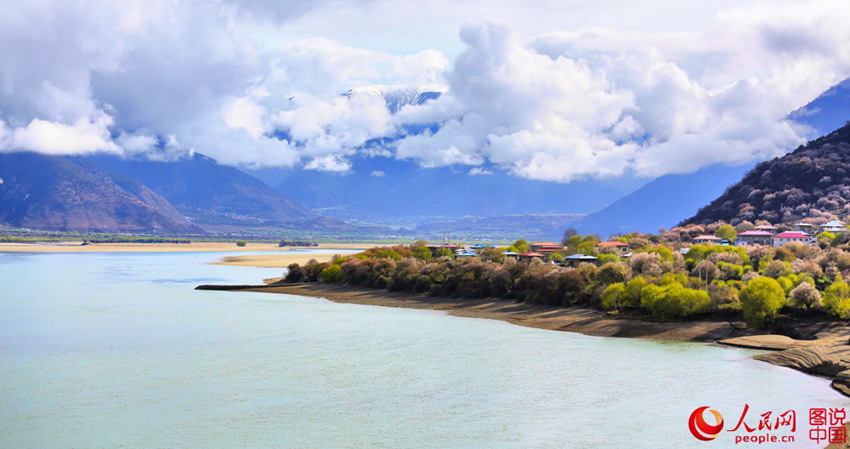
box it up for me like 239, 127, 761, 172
561, 228, 578, 246
816, 232, 836, 249
598, 253, 620, 264
594, 262, 631, 285
565, 235, 584, 254
640, 282, 712, 318
512, 239, 530, 253
739, 277, 786, 328
412, 245, 432, 262
479, 247, 505, 263
601, 283, 627, 312
823, 278, 850, 319
235, 240, 247, 247
577, 241, 596, 255
624, 276, 647, 308
715, 224, 737, 242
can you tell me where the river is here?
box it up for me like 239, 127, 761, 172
0, 251, 844, 448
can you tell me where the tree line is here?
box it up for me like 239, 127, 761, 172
282, 234, 850, 329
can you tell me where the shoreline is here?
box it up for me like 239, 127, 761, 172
208, 282, 850, 398
242, 283, 753, 341
0, 242, 381, 254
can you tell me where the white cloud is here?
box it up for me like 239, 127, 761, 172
468, 167, 492, 175
223, 96, 267, 139
370, 170, 386, 177
304, 154, 352, 172
6, 112, 119, 155
1, 0, 850, 182
116, 130, 158, 155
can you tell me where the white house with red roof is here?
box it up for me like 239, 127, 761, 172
773, 232, 813, 247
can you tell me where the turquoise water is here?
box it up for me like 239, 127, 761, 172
0, 252, 845, 448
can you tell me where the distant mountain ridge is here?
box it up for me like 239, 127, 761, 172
682, 123, 850, 226
0, 152, 202, 234
572, 164, 753, 237
790, 78, 850, 136
86, 153, 356, 232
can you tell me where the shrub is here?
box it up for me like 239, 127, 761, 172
601, 283, 627, 312
640, 282, 712, 319
319, 264, 347, 283
594, 262, 631, 285
790, 282, 822, 311
236, 240, 247, 247
623, 277, 647, 308
823, 278, 850, 319
630, 252, 662, 278
763, 260, 792, 278
708, 282, 739, 305
739, 277, 786, 328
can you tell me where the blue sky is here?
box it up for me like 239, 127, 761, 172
1, 0, 850, 182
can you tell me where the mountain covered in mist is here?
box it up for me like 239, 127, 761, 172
343, 85, 443, 113
572, 77, 850, 236
682, 123, 850, 226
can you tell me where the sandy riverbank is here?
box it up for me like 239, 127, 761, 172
0, 242, 381, 254
213, 252, 350, 267
238, 283, 753, 341
213, 282, 850, 397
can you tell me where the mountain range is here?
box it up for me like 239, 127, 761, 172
0, 152, 359, 235
87, 153, 354, 233
0, 153, 201, 234
1, 79, 847, 238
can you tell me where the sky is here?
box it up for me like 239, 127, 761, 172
2, 0, 850, 182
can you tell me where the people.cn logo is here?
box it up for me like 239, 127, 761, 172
689, 406, 725, 441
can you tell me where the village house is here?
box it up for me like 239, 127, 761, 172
455, 250, 477, 258
755, 224, 778, 234
529, 242, 565, 256
773, 232, 813, 247
793, 222, 816, 235
518, 252, 545, 263
734, 230, 773, 246
692, 235, 722, 245
501, 250, 519, 261
595, 241, 629, 256
563, 253, 599, 267
821, 220, 846, 233
425, 244, 458, 258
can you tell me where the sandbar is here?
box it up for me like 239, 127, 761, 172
0, 242, 381, 254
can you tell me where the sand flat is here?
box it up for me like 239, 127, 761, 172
212, 252, 348, 267
0, 242, 381, 254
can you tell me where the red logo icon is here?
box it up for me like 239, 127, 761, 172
690, 406, 725, 441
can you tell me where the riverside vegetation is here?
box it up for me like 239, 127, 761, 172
283, 229, 850, 331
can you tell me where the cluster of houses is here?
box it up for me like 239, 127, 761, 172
421, 220, 847, 267
425, 241, 630, 266
693, 221, 846, 248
